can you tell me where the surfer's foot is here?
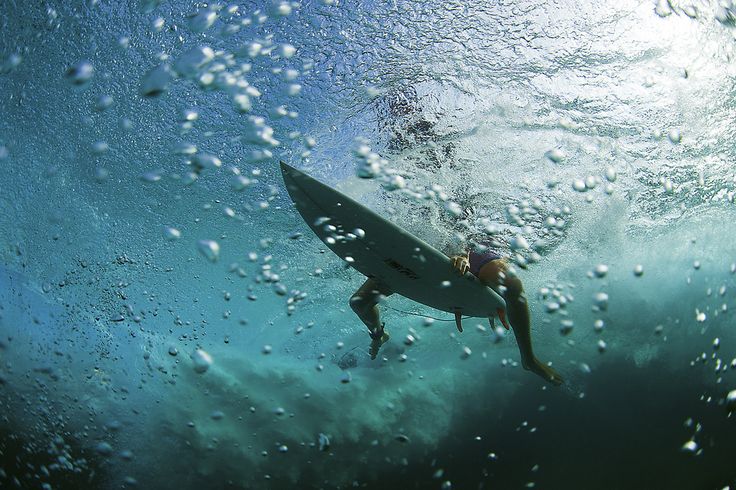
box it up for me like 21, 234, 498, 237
369, 328, 389, 360
523, 357, 564, 385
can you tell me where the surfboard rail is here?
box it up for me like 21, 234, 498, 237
280, 161, 505, 318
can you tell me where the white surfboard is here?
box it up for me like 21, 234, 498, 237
280, 161, 505, 319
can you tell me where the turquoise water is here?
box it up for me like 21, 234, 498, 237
1, 1, 736, 488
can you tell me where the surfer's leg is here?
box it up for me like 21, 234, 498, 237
350, 278, 392, 360
349, 278, 392, 337
477, 260, 533, 364
477, 260, 563, 385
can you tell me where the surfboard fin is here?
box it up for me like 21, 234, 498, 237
497, 308, 511, 330
454, 311, 463, 333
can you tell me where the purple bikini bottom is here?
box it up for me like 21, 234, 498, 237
468, 249, 502, 277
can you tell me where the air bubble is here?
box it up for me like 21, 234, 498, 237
197, 240, 220, 262
544, 149, 565, 163
605, 167, 617, 182
92, 141, 109, 154
152, 16, 165, 31
594, 319, 604, 332
163, 227, 181, 240
66, 61, 94, 85
95, 94, 113, 111
191, 349, 213, 373
141, 64, 173, 97
188, 7, 218, 32
668, 129, 682, 144
173, 46, 215, 78
192, 153, 222, 172
597, 339, 607, 353
510, 235, 530, 251
593, 292, 608, 311
572, 179, 586, 192
461, 346, 472, 359
726, 390, 736, 412
680, 440, 697, 453
593, 264, 608, 278
95, 442, 114, 456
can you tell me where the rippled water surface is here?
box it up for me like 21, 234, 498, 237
1, 1, 736, 489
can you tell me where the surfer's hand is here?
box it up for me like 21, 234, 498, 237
451, 255, 470, 275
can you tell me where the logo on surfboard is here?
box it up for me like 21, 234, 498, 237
384, 258, 419, 279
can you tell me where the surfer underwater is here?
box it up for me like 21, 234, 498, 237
347, 89, 563, 385
349, 245, 564, 385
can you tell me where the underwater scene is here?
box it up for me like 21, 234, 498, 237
2, 0, 736, 489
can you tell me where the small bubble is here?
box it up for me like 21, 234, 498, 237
605, 167, 617, 182
680, 440, 697, 453
668, 128, 682, 144
593, 292, 608, 311
594, 319, 605, 332
66, 61, 94, 85
191, 153, 222, 173
141, 171, 162, 183
141, 64, 173, 97
191, 349, 213, 373
572, 179, 587, 192
280, 44, 296, 58
726, 390, 736, 412
276, 2, 292, 15
188, 7, 218, 32
151, 16, 165, 31
395, 434, 410, 443
593, 264, 608, 278
197, 240, 220, 262
633, 264, 644, 277
163, 227, 181, 240
510, 235, 530, 251
262, 345, 272, 354
168, 346, 178, 356
545, 302, 560, 313
95, 442, 114, 456
91, 141, 109, 154
544, 148, 565, 163
95, 94, 113, 111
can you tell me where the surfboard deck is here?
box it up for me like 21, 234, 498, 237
280, 161, 505, 318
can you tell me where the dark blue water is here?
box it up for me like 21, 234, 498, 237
1, 1, 735, 488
